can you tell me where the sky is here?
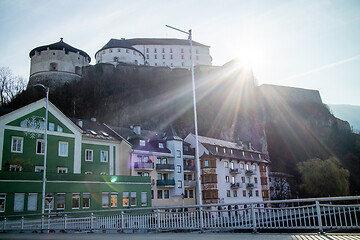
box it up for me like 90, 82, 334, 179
0, 0, 359, 105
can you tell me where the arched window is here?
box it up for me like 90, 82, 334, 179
75, 66, 81, 75
50, 62, 58, 71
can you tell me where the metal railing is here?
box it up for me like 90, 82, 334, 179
156, 164, 174, 171
1, 196, 359, 233
156, 179, 175, 186
134, 162, 154, 170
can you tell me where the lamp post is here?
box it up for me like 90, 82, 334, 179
34, 84, 49, 215
165, 25, 202, 206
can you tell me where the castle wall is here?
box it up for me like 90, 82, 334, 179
30, 49, 90, 77
95, 47, 145, 66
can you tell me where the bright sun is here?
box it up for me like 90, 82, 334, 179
235, 43, 263, 71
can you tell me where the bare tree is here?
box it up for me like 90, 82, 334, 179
0, 67, 27, 105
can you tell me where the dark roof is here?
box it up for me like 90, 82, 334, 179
183, 142, 195, 156
96, 38, 209, 56
164, 126, 182, 141
30, 38, 91, 62
72, 119, 120, 141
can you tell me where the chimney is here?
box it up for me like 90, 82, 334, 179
133, 125, 141, 135
248, 142, 252, 150
77, 120, 83, 128
91, 118, 96, 122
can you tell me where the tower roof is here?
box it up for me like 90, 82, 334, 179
29, 38, 91, 62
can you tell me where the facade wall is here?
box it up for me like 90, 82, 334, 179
95, 44, 212, 69
0, 173, 150, 216
30, 49, 89, 76
95, 47, 144, 65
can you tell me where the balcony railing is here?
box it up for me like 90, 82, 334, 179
229, 168, 240, 174
230, 182, 240, 188
246, 183, 257, 188
134, 162, 154, 170
184, 180, 196, 188
156, 179, 175, 187
156, 164, 174, 171
184, 165, 195, 172
245, 170, 255, 175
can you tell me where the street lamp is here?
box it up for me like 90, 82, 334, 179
34, 83, 49, 215
165, 25, 202, 206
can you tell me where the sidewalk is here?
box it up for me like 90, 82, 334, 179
0, 233, 359, 240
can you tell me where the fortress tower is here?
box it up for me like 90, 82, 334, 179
28, 38, 91, 87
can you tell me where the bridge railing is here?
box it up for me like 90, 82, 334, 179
1, 196, 359, 233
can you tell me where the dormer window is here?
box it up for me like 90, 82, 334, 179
139, 140, 146, 146
159, 143, 164, 149
223, 148, 226, 153
184, 145, 189, 151
230, 149, 233, 155
215, 146, 219, 152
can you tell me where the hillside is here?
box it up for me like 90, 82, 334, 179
328, 104, 360, 133
5, 62, 360, 196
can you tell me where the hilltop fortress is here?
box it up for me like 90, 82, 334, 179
27, 38, 323, 105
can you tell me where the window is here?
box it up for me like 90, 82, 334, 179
246, 164, 249, 170
49, 122, 55, 131
224, 161, 229, 168
181, 62, 185, 67
137, 172, 142, 177
11, 136, 23, 153
36, 139, 45, 155
162, 158, 167, 164
14, 193, 25, 212
111, 193, 118, 207
146, 48, 149, 53
175, 150, 181, 158
58, 142, 68, 157
100, 172, 107, 175
123, 192, 129, 206
243, 190, 246, 197
35, 166, 44, 172
85, 171, 93, 175
215, 146, 219, 152
102, 192, 109, 207
226, 190, 231, 197
57, 193, 65, 210
204, 161, 209, 167
181, 55, 184, 59
223, 148, 226, 153
177, 165, 181, 173
159, 143, 164, 148
130, 192, 136, 206
181, 48, 184, 53
241, 176, 245, 183
154, 54, 157, 59
230, 149, 233, 155
170, 48, 173, 53
162, 54, 165, 59
50, 62, 58, 70
240, 163, 244, 169
177, 180, 182, 188
189, 190, 194, 198
9, 165, 22, 172
156, 157, 161, 164
252, 165, 256, 170
57, 167, 68, 174
0, 194, 6, 212
139, 140, 146, 146
230, 162, 234, 169
151, 190, 154, 199
256, 190, 259, 197
154, 48, 157, 53
146, 54, 149, 59
254, 177, 258, 184
231, 176, 235, 184
225, 176, 230, 183
233, 190, 238, 197
57, 125, 63, 132
164, 190, 169, 199
157, 190, 162, 199
249, 190, 253, 197
118, 48, 121, 52
184, 190, 188, 198
85, 149, 93, 161
141, 192, 147, 206
144, 172, 149, 176
72, 194, 80, 209
100, 151, 108, 162
27, 193, 37, 211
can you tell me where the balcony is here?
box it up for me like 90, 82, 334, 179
229, 168, 240, 174
245, 170, 255, 175
230, 182, 240, 189
246, 183, 257, 189
133, 162, 154, 170
157, 179, 175, 187
156, 164, 174, 171
184, 180, 196, 188
184, 165, 195, 172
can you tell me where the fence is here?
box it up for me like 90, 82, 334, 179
1, 196, 359, 233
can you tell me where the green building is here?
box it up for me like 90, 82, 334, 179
0, 98, 151, 216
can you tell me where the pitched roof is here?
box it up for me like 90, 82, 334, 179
73, 119, 120, 141
164, 126, 182, 141
29, 38, 91, 62
96, 38, 209, 55
196, 135, 243, 150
